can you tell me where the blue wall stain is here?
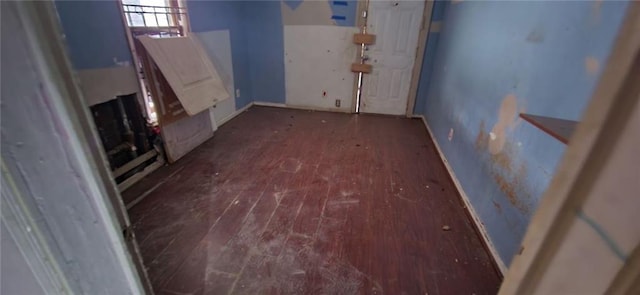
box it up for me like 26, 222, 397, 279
283, 0, 304, 11
244, 1, 286, 103
54, 0, 133, 70
414, 0, 629, 265
188, 0, 253, 109
330, 0, 357, 26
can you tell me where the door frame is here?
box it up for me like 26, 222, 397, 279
499, 2, 640, 293
405, 0, 435, 117
3, 1, 152, 293
351, 0, 435, 116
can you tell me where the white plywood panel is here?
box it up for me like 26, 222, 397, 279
281, 0, 333, 26
284, 25, 359, 112
77, 66, 139, 106
194, 30, 237, 125
161, 110, 213, 162
362, 0, 424, 115
138, 35, 229, 116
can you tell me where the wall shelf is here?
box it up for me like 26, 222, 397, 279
520, 113, 578, 144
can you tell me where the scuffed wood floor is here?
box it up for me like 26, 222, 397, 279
123, 106, 502, 295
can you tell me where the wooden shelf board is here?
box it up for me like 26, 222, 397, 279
520, 113, 578, 144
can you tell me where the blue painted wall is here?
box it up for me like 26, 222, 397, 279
414, 0, 449, 114
414, 0, 629, 265
244, 1, 286, 103
54, 0, 133, 69
188, 0, 253, 109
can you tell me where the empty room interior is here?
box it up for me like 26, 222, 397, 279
2, 0, 640, 294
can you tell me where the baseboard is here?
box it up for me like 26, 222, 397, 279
413, 114, 507, 274
217, 101, 254, 126
253, 101, 352, 114
252, 101, 288, 108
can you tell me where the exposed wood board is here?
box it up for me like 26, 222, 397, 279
76, 66, 139, 106
520, 113, 578, 144
137, 35, 229, 116
112, 150, 158, 179
283, 25, 358, 112
117, 160, 164, 192
350, 63, 372, 73
353, 33, 376, 45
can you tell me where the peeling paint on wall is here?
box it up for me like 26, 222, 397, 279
414, 0, 630, 265
585, 56, 600, 76
488, 94, 519, 155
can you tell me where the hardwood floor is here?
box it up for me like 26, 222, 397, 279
123, 106, 502, 295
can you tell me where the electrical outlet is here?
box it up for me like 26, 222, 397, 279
235, 89, 240, 98
335, 99, 341, 107
448, 128, 454, 141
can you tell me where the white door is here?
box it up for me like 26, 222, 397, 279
361, 0, 425, 115
138, 35, 229, 116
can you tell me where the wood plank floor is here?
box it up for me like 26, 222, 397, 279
123, 106, 502, 295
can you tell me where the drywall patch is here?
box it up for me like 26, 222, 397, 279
585, 56, 600, 76
76, 66, 139, 106
281, 0, 334, 26
194, 30, 238, 125
283, 25, 358, 111
489, 94, 519, 155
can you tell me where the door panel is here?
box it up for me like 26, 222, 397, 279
137, 35, 229, 116
362, 0, 424, 115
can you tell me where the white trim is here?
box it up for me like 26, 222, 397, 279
216, 101, 254, 126
405, 0, 435, 117
253, 101, 288, 108
430, 21, 442, 33
253, 101, 353, 113
413, 115, 507, 274
11, 2, 146, 292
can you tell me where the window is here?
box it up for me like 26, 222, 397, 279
122, 0, 188, 37
120, 0, 189, 123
